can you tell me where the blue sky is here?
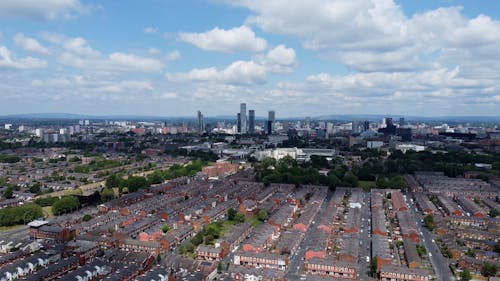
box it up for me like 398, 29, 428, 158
0, 0, 499, 117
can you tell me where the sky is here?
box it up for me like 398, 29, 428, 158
0, 0, 499, 117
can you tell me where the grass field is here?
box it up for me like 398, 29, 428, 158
0, 224, 24, 231
43, 206, 54, 218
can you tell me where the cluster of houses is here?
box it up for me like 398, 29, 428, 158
410, 173, 500, 279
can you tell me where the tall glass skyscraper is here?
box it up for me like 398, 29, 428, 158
240, 103, 247, 134
248, 110, 255, 134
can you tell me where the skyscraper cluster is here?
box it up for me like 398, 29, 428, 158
236, 103, 275, 135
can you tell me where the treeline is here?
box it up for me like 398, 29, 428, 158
0, 204, 43, 226
0, 154, 21, 163
106, 159, 208, 193
255, 156, 407, 190
34, 195, 82, 216
165, 149, 219, 162
254, 157, 360, 189
73, 158, 123, 173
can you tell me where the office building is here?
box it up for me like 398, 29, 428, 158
363, 121, 370, 131
240, 103, 247, 134
197, 110, 205, 134
248, 110, 255, 134
237, 113, 241, 133
268, 110, 275, 135
399, 117, 405, 127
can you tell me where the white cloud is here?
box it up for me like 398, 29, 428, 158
166, 44, 296, 84
0, 46, 47, 70
144, 27, 158, 34
178, 25, 267, 53
56, 36, 164, 72
165, 50, 181, 61
0, 0, 88, 20
100, 80, 154, 93
229, 0, 500, 74
13, 33, 50, 55
109, 53, 164, 72
63, 37, 100, 57
166, 60, 267, 85
158, 92, 178, 99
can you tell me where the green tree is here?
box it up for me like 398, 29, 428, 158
82, 214, 93, 221
3, 186, 14, 199
162, 224, 170, 233
52, 196, 80, 215
0, 204, 43, 226
423, 214, 435, 231
489, 208, 499, 218
257, 210, 269, 222
482, 261, 497, 277
100, 188, 115, 202
227, 208, 237, 221
234, 213, 246, 223
459, 269, 472, 281
370, 257, 378, 278
105, 174, 121, 189
217, 262, 223, 274
29, 182, 41, 194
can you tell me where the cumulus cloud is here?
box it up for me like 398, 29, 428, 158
166, 44, 296, 84
167, 60, 267, 85
179, 25, 267, 53
228, 0, 500, 74
56, 36, 164, 72
165, 50, 181, 61
0, 46, 47, 70
14, 33, 50, 55
0, 0, 88, 20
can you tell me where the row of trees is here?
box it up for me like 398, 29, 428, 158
105, 159, 208, 193
0, 204, 43, 226
255, 156, 408, 190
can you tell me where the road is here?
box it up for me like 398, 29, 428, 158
358, 191, 372, 281
407, 195, 455, 281
285, 190, 330, 281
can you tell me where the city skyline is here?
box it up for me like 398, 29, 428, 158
1, 1, 500, 117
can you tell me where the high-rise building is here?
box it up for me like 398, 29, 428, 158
305, 116, 311, 128
363, 121, 370, 131
268, 110, 275, 135
399, 117, 405, 127
197, 110, 205, 134
237, 113, 241, 133
240, 103, 247, 134
248, 110, 255, 134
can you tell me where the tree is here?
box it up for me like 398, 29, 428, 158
482, 261, 497, 277
423, 214, 435, 231
489, 208, 499, 218
162, 224, 170, 233
29, 182, 41, 194
257, 210, 269, 222
52, 196, 80, 215
0, 204, 43, 226
459, 269, 472, 281
100, 188, 115, 202
234, 213, 246, 223
217, 262, 223, 274
3, 186, 14, 199
105, 174, 121, 189
82, 214, 93, 222
370, 257, 378, 278
227, 208, 237, 221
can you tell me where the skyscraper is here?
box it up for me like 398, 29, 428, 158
240, 103, 247, 134
248, 110, 255, 134
399, 117, 405, 127
267, 110, 275, 135
363, 121, 370, 131
237, 113, 241, 133
197, 110, 204, 134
